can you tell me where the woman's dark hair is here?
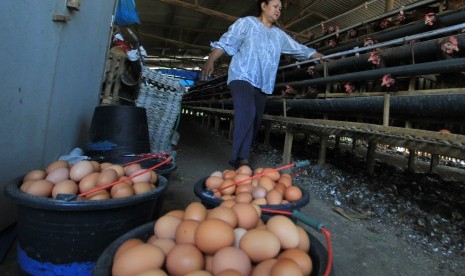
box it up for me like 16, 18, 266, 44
256, 0, 270, 16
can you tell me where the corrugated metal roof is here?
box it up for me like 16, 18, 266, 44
131, 0, 441, 68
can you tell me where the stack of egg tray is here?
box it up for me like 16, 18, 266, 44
136, 67, 183, 153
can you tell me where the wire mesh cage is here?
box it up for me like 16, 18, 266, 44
136, 66, 184, 153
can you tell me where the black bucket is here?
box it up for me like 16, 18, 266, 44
4, 175, 168, 276
193, 176, 310, 221
93, 221, 331, 276
85, 106, 151, 157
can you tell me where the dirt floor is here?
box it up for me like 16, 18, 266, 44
1, 113, 464, 275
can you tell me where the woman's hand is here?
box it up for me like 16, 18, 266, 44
201, 60, 215, 81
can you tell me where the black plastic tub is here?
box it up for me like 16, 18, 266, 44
193, 176, 310, 220
4, 175, 169, 276
93, 220, 331, 276
85, 106, 151, 157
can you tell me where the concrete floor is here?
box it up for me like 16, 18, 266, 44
1, 113, 462, 275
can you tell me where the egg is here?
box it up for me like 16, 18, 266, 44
130, 169, 152, 184
278, 175, 292, 187
252, 186, 267, 198
233, 173, 252, 186
175, 219, 200, 244
219, 199, 236, 208
69, 160, 94, 182
258, 176, 275, 191
211, 246, 251, 276
149, 171, 158, 184
165, 244, 204, 276
207, 206, 237, 228
106, 164, 125, 177
20, 180, 35, 193
296, 226, 311, 252
222, 170, 236, 180
278, 248, 313, 275
100, 162, 113, 170
113, 238, 144, 260
23, 170, 46, 182
46, 160, 69, 174
205, 176, 223, 190
233, 228, 247, 248
231, 203, 259, 230
266, 189, 283, 205
165, 210, 185, 219
112, 244, 165, 276
78, 172, 99, 193
235, 192, 253, 203
110, 182, 135, 198
151, 238, 176, 256
133, 182, 153, 195
270, 258, 303, 276
25, 180, 54, 197
266, 215, 300, 249
52, 180, 78, 198
236, 165, 252, 176
138, 269, 168, 276
45, 167, 70, 184
235, 184, 253, 194
261, 168, 280, 181
184, 271, 212, 276
87, 189, 110, 200
184, 202, 207, 222
216, 269, 242, 276
97, 168, 119, 187
251, 259, 277, 276
154, 215, 182, 239
210, 171, 223, 178
239, 229, 281, 262
90, 161, 101, 172
194, 219, 234, 255
284, 186, 303, 201
219, 179, 235, 195
124, 163, 142, 176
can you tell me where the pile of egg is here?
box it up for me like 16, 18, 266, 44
19, 160, 158, 200
112, 201, 313, 276
205, 166, 303, 205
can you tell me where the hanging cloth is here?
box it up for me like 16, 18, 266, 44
114, 0, 141, 26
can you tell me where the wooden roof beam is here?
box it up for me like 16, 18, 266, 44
157, 0, 238, 22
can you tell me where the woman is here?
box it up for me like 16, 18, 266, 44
201, 0, 323, 169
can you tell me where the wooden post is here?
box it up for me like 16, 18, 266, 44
214, 116, 220, 133
229, 119, 234, 141
366, 141, 377, 175
283, 99, 287, 117
407, 150, 416, 173
429, 154, 439, 172
283, 127, 294, 164
334, 136, 340, 151
318, 134, 328, 165
383, 93, 390, 126
264, 121, 271, 145
352, 138, 357, 153
207, 114, 211, 130
405, 121, 416, 173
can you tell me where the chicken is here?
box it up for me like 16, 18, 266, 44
368, 50, 385, 67
381, 74, 396, 88
282, 85, 296, 97
424, 12, 437, 26
343, 82, 355, 94
439, 35, 459, 57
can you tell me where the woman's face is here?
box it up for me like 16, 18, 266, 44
261, 0, 282, 22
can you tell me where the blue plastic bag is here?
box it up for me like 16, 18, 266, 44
114, 0, 141, 26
